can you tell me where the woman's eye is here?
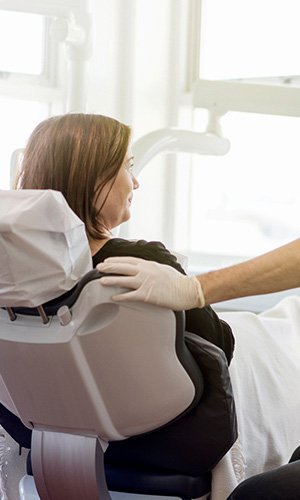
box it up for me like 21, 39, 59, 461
127, 163, 134, 173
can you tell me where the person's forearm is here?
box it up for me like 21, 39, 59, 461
199, 239, 300, 305
97, 239, 300, 311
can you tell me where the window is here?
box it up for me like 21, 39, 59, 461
174, 0, 300, 273
189, 111, 300, 259
0, 98, 49, 188
0, 1, 90, 189
200, 0, 300, 80
0, 9, 53, 189
0, 11, 45, 75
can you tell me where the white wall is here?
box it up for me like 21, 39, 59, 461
85, 0, 191, 246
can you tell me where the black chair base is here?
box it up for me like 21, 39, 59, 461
28, 449, 211, 499
106, 465, 211, 499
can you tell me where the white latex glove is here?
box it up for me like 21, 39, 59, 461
97, 256, 205, 310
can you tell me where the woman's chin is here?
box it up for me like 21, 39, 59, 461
111, 212, 131, 230
121, 211, 131, 224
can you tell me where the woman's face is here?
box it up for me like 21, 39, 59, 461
98, 149, 139, 231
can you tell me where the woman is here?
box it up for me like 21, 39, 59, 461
5, 112, 236, 477
18, 113, 234, 364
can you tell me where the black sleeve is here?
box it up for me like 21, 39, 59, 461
184, 306, 234, 365
93, 238, 235, 364
93, 238, 184, 272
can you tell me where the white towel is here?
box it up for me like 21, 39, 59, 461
210, 296, 300, 499
210, 437, 246, 500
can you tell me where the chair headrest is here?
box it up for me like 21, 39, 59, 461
0, 189, 92, 307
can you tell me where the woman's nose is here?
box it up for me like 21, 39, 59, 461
133, 175, 139, 189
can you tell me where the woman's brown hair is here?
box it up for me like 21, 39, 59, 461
18, 113, 131, 240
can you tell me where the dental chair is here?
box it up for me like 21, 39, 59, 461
0, 189, 237, 500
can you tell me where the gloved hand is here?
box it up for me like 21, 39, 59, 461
97, 256, 205, 310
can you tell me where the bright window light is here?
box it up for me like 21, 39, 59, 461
0, 11, 45, 75
177, 0, 300, 269
200, 0, 300, 79
0, 99, 48, 189
185, 112, 300, 260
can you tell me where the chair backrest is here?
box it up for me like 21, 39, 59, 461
0, 189, 203, 443
0, 274, 203, 442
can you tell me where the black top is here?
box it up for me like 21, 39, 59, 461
92, 238, 234, 364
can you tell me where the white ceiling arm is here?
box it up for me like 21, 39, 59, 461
50, 12, 92, 112
132, 128, 230, 176
0, 0, 85, 17
194, 78, 300, 117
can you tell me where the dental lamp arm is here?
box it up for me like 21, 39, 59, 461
97, 238, 300, 308
132, 128, 230, 176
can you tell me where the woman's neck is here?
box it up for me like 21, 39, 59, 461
89, 237, 111, 256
